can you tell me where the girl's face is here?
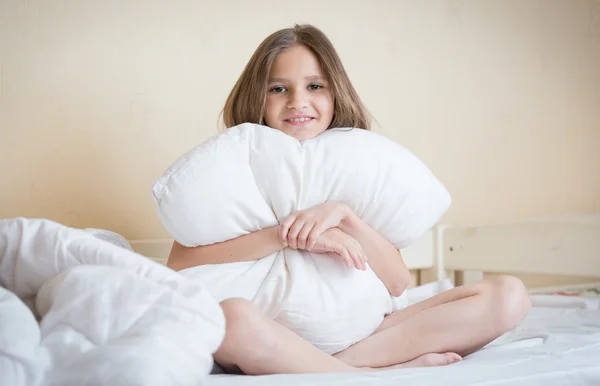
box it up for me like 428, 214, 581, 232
264, 44, 334, 141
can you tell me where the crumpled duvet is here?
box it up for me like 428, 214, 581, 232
0, 217, 225, 386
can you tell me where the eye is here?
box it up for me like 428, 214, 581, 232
308, 83, 323, 90
269, 86, 287, 93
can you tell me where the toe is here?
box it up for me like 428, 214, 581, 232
445, 352, 463, 364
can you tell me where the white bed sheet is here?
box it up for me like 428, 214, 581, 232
205, 283, 600, 386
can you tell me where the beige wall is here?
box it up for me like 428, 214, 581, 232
1, 1, 599, 247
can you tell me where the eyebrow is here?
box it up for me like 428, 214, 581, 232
268, 75, 325, 83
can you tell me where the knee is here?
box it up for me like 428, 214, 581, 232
220, 298, 257, 320
485, 275, 531, 332
220, 298, 263, 339
218, 298, 275, 354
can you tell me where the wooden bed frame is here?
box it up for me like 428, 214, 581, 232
128, 213, 600, 290
438, 214, 600, 288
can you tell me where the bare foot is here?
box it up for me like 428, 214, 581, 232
402, 352, 462, 368
361, 352, 462, 372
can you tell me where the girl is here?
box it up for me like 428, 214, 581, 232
167, 24, 531, 375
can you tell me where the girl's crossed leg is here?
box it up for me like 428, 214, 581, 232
333, 275, 531, 369
214, 275, 531, 375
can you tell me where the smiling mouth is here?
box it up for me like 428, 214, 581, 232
285, 117, 315, 125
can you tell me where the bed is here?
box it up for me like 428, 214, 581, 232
128, 213, 600, 385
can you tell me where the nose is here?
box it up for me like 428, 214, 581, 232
286, 88, 309, 110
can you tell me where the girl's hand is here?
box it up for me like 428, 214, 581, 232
279, 202, 351, 251
309, 228, 368, 270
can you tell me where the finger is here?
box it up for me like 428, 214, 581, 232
348, 238, 366, 261
306, 222, 326, 250
351, 242, 368, 270
334, 245, 353, 268
297, 223, 314, 250
354, 245, 368, 270
279, 214, 296, 245
354, 251, 367, 271
342, 236, 364, 270
350, 247, 364, 270
348, 240, 366, 271
287, 220, 305, 250
331, 242, 349, 266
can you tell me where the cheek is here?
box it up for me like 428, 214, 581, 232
318, 94, 335, 118
264, 98, 280, 126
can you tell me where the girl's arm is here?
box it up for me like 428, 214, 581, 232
166, 224, 366, 272
167, 226, 285, 271
279, 202, 412, 297
337, 208, 412, 297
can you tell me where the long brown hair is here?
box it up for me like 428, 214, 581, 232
221, 24, 372, 130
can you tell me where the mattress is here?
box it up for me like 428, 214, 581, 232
205, 282, 600, 386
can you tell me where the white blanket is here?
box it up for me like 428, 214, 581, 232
152, 124, 451, 354
0, 217, 225, 386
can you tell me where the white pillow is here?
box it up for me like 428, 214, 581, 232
152, 123, 451, 354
